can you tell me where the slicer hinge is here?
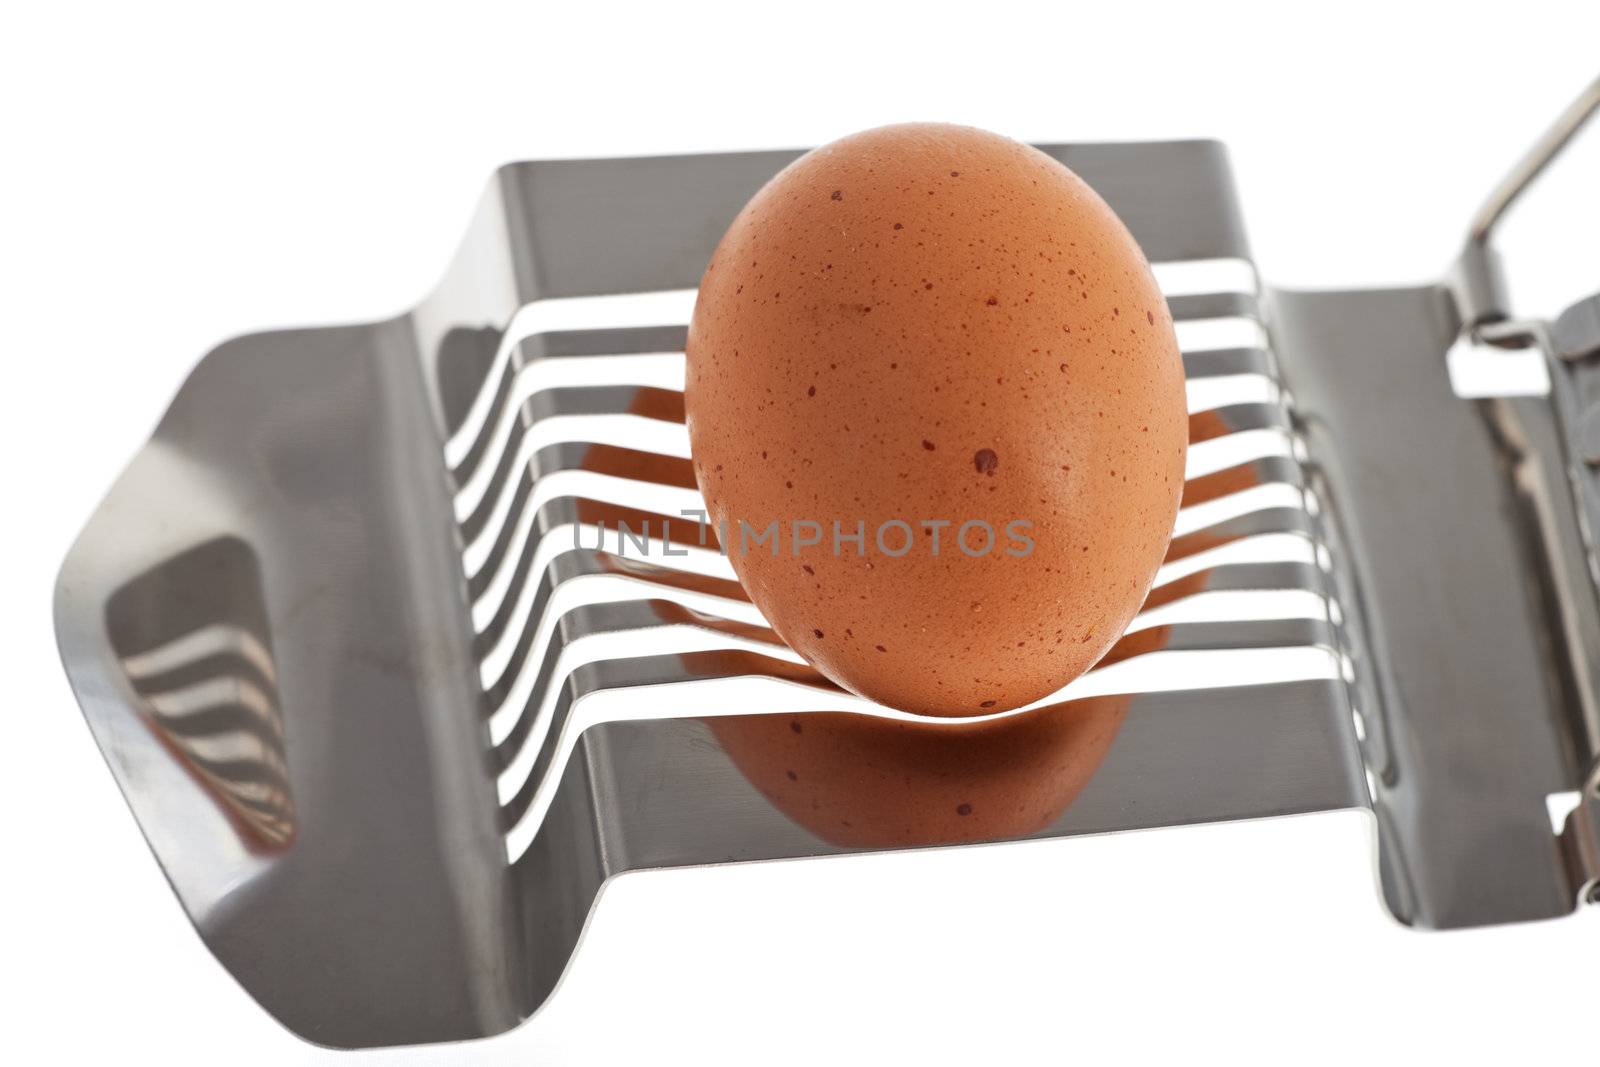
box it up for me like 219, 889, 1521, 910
1449, 240, 1510, 332
1559, 763, 1600, 906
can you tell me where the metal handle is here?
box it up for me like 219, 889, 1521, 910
1454, 73, 1600, 334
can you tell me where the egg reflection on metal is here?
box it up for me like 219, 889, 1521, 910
686, 123, 1187, 715
710, 693, 1134, 848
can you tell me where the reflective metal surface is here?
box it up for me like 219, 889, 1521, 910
1269, 283, 1594, 926
57, 320, 520, 1046
52, 116, 1599, 1049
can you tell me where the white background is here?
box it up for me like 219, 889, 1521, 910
6, 2, 1600, 1063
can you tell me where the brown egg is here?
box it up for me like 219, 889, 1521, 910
686, 123, 1186, 715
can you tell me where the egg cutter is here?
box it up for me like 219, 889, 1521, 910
55, 76, 1600, 1048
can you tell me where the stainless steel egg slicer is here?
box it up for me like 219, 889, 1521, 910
55, 78, 1600, 1049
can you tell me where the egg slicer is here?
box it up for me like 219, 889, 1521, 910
55, 76, 1600, 1049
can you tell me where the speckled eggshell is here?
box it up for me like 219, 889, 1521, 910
685, 123, 1186, 716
